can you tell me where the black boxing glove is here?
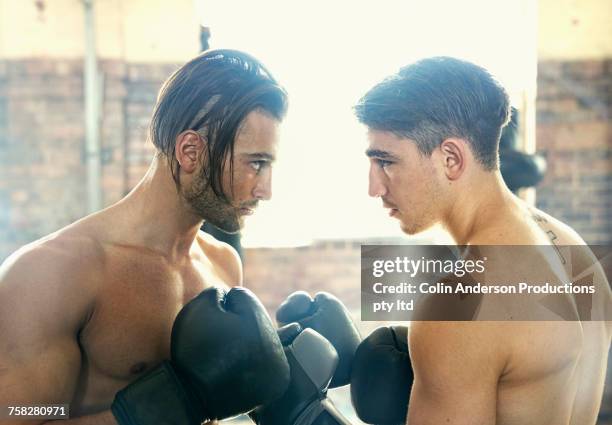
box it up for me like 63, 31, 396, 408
250, 324, 353, 425
350, 326, 413, 425
276, 291, 361, 387
112, 286, 290, 425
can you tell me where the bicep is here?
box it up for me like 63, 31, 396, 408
1, 335, 82, 404
0, 252, 84, 405
407, 322, 502, 425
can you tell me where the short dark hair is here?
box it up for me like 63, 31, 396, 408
149, 49, 288, 199
354, 56, 510, 170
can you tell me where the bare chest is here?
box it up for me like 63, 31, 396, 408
72, 252, 229, 414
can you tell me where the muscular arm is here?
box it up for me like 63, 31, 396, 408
407, 322, 507, 425
0, 243, 103, 425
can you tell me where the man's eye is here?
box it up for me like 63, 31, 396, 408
250, 161, 267, 172
376, 159, 393, 168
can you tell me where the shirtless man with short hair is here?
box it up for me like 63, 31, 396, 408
352, 56, 611, 425
0, 49, 290, 424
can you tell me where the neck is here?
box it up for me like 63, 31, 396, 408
111, 154, 203, 260
442, 170, 515, 245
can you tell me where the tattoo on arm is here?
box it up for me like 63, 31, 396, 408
546, 230, 566, 265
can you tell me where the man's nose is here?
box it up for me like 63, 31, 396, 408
253, 168, 272, 200
368, 164, 387, 198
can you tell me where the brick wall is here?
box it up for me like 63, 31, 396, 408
0, 58, 178, 259
536, 59, 612, 244
243, 240, 362, 312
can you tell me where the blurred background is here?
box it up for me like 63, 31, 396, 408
0, 0, 610, 423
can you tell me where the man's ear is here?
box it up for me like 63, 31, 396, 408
439, 138, 466, 181
175, 130, 205, 174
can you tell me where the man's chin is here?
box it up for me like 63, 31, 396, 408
399, 219, 427, 236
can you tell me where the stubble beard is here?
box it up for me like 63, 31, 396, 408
183, 173, 242, 234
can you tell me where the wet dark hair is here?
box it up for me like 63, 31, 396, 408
354, 56, 510, 170
149, 49, 288, 200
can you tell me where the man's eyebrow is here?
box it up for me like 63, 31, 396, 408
239, 152, 276, 161
365, 149, 398, 160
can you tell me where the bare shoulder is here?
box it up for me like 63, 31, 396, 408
196, 230, 243, 285
527, 205, 587, 245
527, 206, 612, 320
1, 220, 106, 281
0, 225, 104, 331
470, 198, 587, 245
